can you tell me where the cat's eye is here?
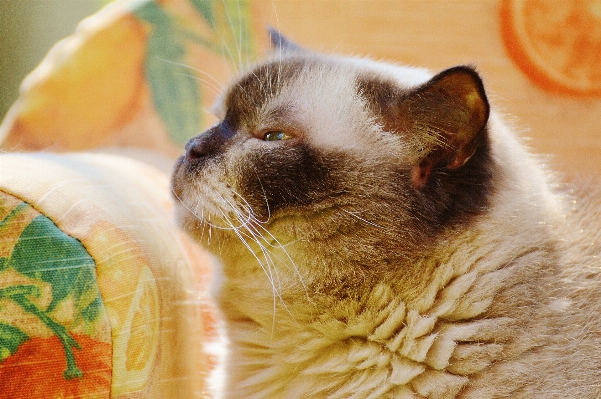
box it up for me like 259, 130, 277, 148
263, 131, 292, 141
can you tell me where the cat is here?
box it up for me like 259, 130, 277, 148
171, 30, 601, 398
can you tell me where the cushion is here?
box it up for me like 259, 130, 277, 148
0, 152, 216, 398
0, 0, 259, 156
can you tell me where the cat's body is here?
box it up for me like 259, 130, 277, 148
172, 35, 601, 398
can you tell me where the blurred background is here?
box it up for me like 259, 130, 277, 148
1, 0, 600, 178
0, 0, 101, 118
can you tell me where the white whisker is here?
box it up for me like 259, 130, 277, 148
154, 57, 227, 96
340, 207, 389, 231
247, 221, 310, 304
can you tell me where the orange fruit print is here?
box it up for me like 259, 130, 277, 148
0, 335, 111, 399
501, 0, 601, 96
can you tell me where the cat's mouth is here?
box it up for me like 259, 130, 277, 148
173, 183, 251, 230
172, 160, 273, 247
173, 172, 344, 255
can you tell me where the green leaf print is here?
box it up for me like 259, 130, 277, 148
10, 215, 99, 315
216, 0, 256, 65
0, 257, 8, 272
0, 202, 29, 231
136, 1, 202, 146
80, 296, 103, 329
134, 0, 257, 147
190, 0, 215, 28
0, 285, 83, 379
2, 211, 102, 379
0, 323, 29, 362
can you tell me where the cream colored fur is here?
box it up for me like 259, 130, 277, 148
174, 54, 601, 398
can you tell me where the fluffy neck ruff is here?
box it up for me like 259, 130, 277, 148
217, 197, 564, 398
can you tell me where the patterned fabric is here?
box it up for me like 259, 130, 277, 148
0, 195, 112, 398
0, 153, 216, 398
0, 0, 257, 396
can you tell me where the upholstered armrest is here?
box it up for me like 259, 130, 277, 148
0, 152, 216, 398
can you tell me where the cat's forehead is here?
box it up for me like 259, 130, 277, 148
223, 54, 434, 115
221, 54, 433, 150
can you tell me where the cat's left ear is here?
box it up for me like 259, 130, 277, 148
268, 27, 304, 52
402, 67, 490, 188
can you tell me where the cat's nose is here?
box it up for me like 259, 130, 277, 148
185, 122, 235, 160
185, 135, 209, 159
185, 127, 220, 159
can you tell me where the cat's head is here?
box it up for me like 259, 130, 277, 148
171, 32, 492, 279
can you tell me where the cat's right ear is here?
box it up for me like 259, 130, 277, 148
405, 67, 490, 188
268, 27, 304, 52
361, 67, 490, 189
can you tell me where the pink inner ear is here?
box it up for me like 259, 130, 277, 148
410, 130, 483, 189
411, 158, 436, 189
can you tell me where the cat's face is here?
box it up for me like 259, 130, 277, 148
171, 49, 491, 284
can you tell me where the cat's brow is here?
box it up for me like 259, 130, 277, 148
225, 58, 307, 130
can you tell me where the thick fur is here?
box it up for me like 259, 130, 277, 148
172, 46, 601, 398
